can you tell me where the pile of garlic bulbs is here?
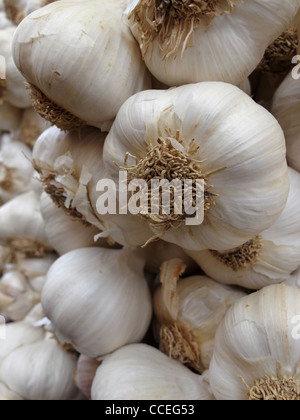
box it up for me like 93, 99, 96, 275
0, 0, 300, 401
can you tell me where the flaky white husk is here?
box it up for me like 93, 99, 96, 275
0, 252, 56, 321
103, 82, 289, 251
0, 27, 31, 108
0, 141, 34, 203
0, 101, 23, 132
0, 306, 79, 400
271, 71, 300, 172
42, 247, 152, 358
12, 0, 151, 130
91, 343, 214, 400
33, 126, 108, 233
154, 259, 246, 372
209, 283, 300, 400
185, 167, 300, 290
40, 192, 107, 255
125, 0, 300, 87
0, 190, 51, 250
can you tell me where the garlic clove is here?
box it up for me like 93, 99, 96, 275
91, 343, 215, 400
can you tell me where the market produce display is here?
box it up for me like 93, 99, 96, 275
1, 0, 300, 401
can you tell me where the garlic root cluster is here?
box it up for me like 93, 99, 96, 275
0, 0, 299, 402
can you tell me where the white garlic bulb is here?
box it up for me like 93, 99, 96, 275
0, 305, 80, 400
209, 283, 300, 400
3, 0, 57, 25
271, 71, 300, 172
40, 192, 106, 255
92, 343, 214, 400
0, 27, 31, 108
0, 101, 23, 132
103, 82, 289, 251
125, 0, 300, 87
185, 167, 300, 290
0, 190, 52, 258
0, 141, 34, 203
154, 259, 246, 373
12, 0, 151, 131
42, 247, 152, 358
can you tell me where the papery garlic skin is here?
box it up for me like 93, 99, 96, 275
0, 141, 34, 203
12, 0, 151, 130
103, 82, 289, 251
92, 344, 214, 400
271, 71, 300, 172
0, 383, 23, 400
185, 167, 300, 290
40, 192, 106, 255
75, 355, 101, 401
209, 283, 300, 400
154, 259, 246, 372
42, 248, 152, 358
33, 126, 107, 234
0, 27, 31, 108
125, 0, 300, 87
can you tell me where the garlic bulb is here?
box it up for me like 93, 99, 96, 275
33, 126, 107, 234
209, 283, 300, 400
271, 71, 300, 172
142, 240, 197, 275
0, 101, 23, 132
12, 0, 151, 131
103, 82, 289, 251
92, 343, 214, 400
154, 259, 246, 373
3, 0, 57, 25
0, 305, 80, 400
16, 107, 50, 149
42, 247, 152, 358
186, 167, 300, 290
0, 190, 53, 259
40, 192, 106, 255
0, 141, 34, 203
125, 0, 300, 87
0, 27, 31, 108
